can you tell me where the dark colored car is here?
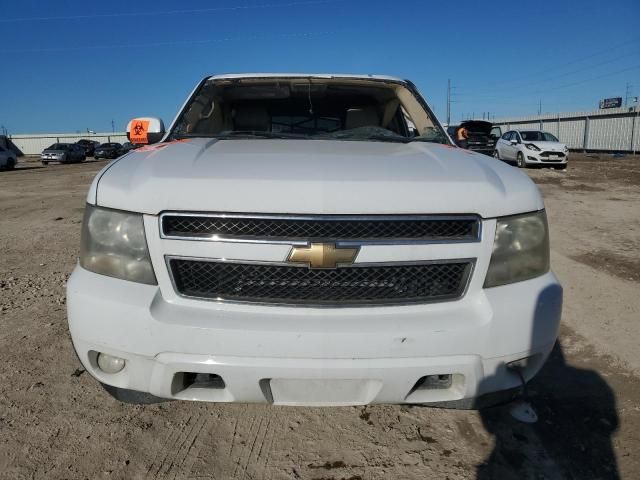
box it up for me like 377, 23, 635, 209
76, 139, 101, 157
447, 120, 499, 156
94, 142, 124, 159
121, 142, 141, 153
41, 143, 86, 165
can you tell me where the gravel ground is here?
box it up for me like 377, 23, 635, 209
0, 154, 639, 480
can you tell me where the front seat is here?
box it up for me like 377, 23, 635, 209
345, 107, 381, 130
233, 105, 271, 131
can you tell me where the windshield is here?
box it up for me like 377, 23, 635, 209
521, 131, 558, 142
170, 77, 448, 144
47, 143, 68, 150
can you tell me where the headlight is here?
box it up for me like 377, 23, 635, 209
484, 210, 550, 288
525, 143, 540, 151
79, 204, 157, 284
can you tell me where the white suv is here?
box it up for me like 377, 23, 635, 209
495, 130, 568, 169
67, 74, 562, 407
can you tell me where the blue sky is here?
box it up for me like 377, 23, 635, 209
0, 0, 638, 133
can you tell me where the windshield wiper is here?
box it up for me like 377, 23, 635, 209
409, 135, 448, 144
172, 131, 309, 140
324, 127, 411, 143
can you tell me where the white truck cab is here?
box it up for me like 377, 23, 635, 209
67, 74, 562, 407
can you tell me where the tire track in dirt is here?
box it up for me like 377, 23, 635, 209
146, 413, 208, 480
227, 407, 280, 480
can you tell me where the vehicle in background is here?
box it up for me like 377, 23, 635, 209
94, 142, 124, 159
76, 139, 101, 157
447, 120, 497, 156
0, 145, 18, 170
41, 143, 86, 165
121, 142, 141, 153
494, 130, 568, 169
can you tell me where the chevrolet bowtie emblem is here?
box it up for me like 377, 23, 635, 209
287, 243, 359, 269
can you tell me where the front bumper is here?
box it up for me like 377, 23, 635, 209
67, 265, 562, 406
525, 150, 568, 165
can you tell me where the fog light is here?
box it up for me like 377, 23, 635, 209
97, 353, 125, 374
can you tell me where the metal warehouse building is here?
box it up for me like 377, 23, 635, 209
494, 105, 640, 152
8, 133, 128, 156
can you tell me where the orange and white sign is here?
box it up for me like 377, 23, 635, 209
129, 119, 150, 144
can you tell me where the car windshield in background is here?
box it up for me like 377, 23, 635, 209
543, 132, 559, 142
170, 77, 447, 144
521, 131, 558, 142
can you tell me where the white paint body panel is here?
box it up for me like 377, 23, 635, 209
91, 138, 543, 217
69, 74, 561, 406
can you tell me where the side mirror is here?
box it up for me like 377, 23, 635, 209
510, 139, 518, 145
126, 117, 165, 145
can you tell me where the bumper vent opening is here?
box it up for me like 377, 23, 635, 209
412, 374, 453, 392
172, 372, 225, 395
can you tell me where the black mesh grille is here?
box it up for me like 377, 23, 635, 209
169, 259, 473, 306
162, 215, 479, 241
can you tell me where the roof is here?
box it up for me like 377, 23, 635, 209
205, 73, 406, 82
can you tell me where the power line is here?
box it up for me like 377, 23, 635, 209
463, 64, 640, 104
467, 37, 639, 91
0, 0, 342, 23
2, 30, 342, 53
468, 49, 640, 96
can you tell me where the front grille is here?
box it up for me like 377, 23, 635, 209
540, 151, 565, 158
168, 258, 473, 306
161, 214, 480, 242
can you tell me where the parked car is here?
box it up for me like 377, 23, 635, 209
0, 145, 18, 170
494, 130, 568, 169
67, 73, 562, 407
76, 139, 101, 157
447, 120, 498, 156
94, 142, 124, 159
121, 142, 140, 153
41, 143, 86, 164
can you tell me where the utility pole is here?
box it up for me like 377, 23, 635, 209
538, 99, 542, 115
625, 83, 633, 107
446, 79, 451, 126
111, 119, 115, 133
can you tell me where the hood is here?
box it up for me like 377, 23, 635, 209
525, 141, 566, 151
43, 149, 66, 154
91, 138, 543, 217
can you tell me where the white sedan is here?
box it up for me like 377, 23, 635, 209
495, 130, 568, 169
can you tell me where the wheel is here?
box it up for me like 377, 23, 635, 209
516, 152, 526, 168
6, 158, 16, 170
493, 149, 501, 160
101, 383, 168, 404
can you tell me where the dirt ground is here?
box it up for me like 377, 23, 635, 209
0, 153, 639, 480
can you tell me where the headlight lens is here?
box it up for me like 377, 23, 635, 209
525, 143, 541, 151
484, 210, 550, 288
80, 204, 157, 285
